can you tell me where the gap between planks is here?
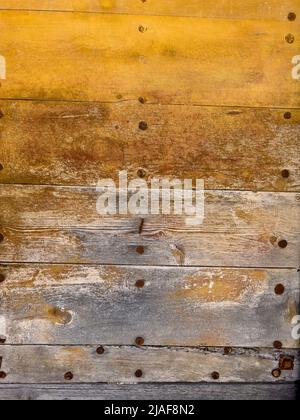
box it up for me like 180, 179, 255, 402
1, 96, 300, 111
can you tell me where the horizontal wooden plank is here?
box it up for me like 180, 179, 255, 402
0, 186, 299, 267
0, 12, 298, 107
0, 382, 299, 400
0, 346, 298, 383
0, 264, 298, 347
0, 101, 299, 191
0, 1, 299, 21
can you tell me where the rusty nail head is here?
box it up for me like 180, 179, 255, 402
96, 346, 105, 355
279, 355, 294, 371
135, 279, 145, 288
0, 274, 5, 283
273, 341, 283, 350
285, 33, 295, 43
137, 169, 147, 178
288, 12, 296, 21
135, 369, 143, 378
274, 284, 285, 295
139, 97, 146, 104
272, 369, 281, 378
135, 337, 145, 346
284, 112, 292, 120
281, 169, 290, 179
64, 372, 73, 381
139, 121, 148, 131
211, 372, 220, 380
278, 240, 288, 249
136, 246, 145, 255
0, 372, 6, 380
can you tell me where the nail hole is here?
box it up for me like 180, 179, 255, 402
0, 110, 3, 118
0, 274, 5, 283
136, 246, 145, 255
137, 169, 147, 178
139, 97, 146, 104
135, 279, 145, 288
0, 372, 7, 380
211, 371, 220, 380
274, 284, 285, 295
135, 337, 145, 346
278, 240, 288, 249
139, 26, 147, 33
0, 336, 6, 344
288, 12, 296, 21
0, 164, 3, 172
64, 372, 73, 381
139, 121, 148, 131
272, 369, 281, 378
281, 169, 290, 178
96, 346, 105, 355
0, 234, 4, 243
135, 369, 143, 378
284, 112, 292, 120
224, 347, 232, 355
273, 340, 283, 350
285, 33, 295, 43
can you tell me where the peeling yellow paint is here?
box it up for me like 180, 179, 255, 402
175, 270, 267, 303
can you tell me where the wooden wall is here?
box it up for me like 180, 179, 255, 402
0, 0, 299, 400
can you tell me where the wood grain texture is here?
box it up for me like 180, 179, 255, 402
0, 11, 299, 107
0, 346, 298, 383
0, 264, 299, 347
0, 185, 299, 267
0, 383, 299, 400
0, 101, 299, 191
0, 0, 299, 21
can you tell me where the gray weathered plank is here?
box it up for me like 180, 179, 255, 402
0, 101, 299, 191
0, 186, 299, 267
0, 346, 298, 384
0, 383, 298, 401
0, 264, 299, 347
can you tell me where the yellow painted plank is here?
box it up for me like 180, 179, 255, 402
0, 0, 299, 21
0, 11, 298, 107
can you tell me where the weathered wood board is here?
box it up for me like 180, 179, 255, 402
0, 383, 299, 401
0, 346, 298, 383
0, 264, 298, 347
0, 101, 299, 191
0, 2, 299, 398
0, 11, 299, 107
0, 0, 299, 21
0, 186, 299, 267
